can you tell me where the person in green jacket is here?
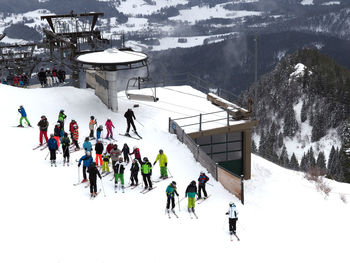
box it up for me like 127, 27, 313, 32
18, 105, 31, 127
154, 149, 168, 179
185, 181, 198, 213
58, 109, 67, 128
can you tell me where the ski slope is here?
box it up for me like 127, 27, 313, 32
0, 84, 349, 263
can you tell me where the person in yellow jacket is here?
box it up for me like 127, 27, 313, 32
153, 149, 168, 179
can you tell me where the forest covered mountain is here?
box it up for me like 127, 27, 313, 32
240, 48, 350, 183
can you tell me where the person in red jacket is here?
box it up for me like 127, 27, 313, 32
106, 142, 114, 154
69, 120, 78, 140
130, 146, 142, 164
72, 123, 80, 150
105, 118, 115, 139
197, 171, 209, 199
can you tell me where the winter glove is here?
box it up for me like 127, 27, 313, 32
225, 212, 229, 215
153, 162, 156, 165
78, 164, 81, 167
165, 162, 167, 167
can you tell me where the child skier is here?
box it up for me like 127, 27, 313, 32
130, 146, 142, 164
83, 137, 92, 153
89, 116, 96, 139
69, 119, 78, 139
130, 159, 139, 186
114, 157, 126, 193
53, 122, 61, 148
72, 123, 80, 150
122, 143, 130, 164
48, 134, 58, 166
18, 105, 31, 127
95, 139, 104, 166
102, 152, 110, 174
141, 157, 153, 190
197, 171, 209, 200
58, 109, 67, 128
105, 118, 115, 139
78, 151, 93, 183
96, 125, 103, 142
87, 162, 102, 198
166, 181, 179, 211
37, 115, 49, 145
226, 202, 239, 235
185, 181, 198, 213
61, 132, 70, 166
106, 142, 114, 154
153, 149, 168, 179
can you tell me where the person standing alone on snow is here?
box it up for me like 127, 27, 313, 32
105, 118, 115, 139
48, 134, 58, 166
154, 149, 168, 179
58, 109, 67, 128
124, 108, 137, 136
226, 202, 238, 235
89, 116, 96, 139
78, 151, 93, 183
37, 115, 49, 145
18, 105, 31, 127
166, 181, 179, 212
88, 162, 102, 198
185, 181, 198, 213
197, 171, 209, 200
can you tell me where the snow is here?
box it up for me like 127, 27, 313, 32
301, 0, 314, 5
76, 48, 148, 65
322, 1, 341, 5
1, 83, 350, 263
290, 63, 307, 78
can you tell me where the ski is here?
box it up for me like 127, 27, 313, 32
73, 181, 84, 186
33, 143, 47, 150
192, 211, 198, 219
132, 131, 142, 139
142, 186, 157, 194
105, 137, 118, 142
102, 171, 112, 177
40, 145, 48, 151
171, 209, 179, 218
90, 189, 101, 200
167, 209, 171, 219
153, 176, 173, 183
230, 232, 240, 241
85, 182, 90, 188
119, 133, 140, 140
197, 195, 211, 204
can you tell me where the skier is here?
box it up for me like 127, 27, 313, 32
57, 119, 64, 138
102, 152, 111, 174
61, 132, 70, 166
72, 123, 80, 150
226, 202, 239, 235
83, 137, 92, 153
53, 122, 61, 148
106, 142, 114, 154
105, 118, 115, 139
122, 143, 130, 164
52, 66, 59, 85
166, 181, 179, 211
45, 68, 52, 87
89, 116, 96, 139
96, 125, 103, 142
124, 108, 137, 135
185, 181, 198, 213
130, 159, 139, 186
110, 144, 121, 167
78, 151, 93, 183
37, 115, 49, 145
95, 139, 104, 166
130, 146, 142, 164
69, 119, 78, 139
141, 157, 153, 190
87, 162, 102, 198
38, 68, 47, 87
153, 149, 168, 179
48, 134, 58, 166
197, 171, 209, 200
114, 157, 126, 193
58, 109, 67, 127
17, 105, 31, 127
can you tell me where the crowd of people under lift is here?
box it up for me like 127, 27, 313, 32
2, 73, 29, 87
37, 67, 66, 88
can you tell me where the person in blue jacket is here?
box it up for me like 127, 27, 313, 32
18, 105, 31, 127
83, 137, 92, 154
47, 134, 58, 166
78, 151, 93, 183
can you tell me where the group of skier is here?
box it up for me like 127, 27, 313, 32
37, 67, 66, 88
22, 105, 239, 238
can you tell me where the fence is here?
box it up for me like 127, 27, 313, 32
169, 117, 244, 204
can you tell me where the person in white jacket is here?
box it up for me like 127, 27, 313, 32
226, 202, 238, 235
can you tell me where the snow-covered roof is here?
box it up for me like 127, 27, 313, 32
76, 48, 148, 65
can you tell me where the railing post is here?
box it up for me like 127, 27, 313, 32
227, 110, 229, 126
241, 175, 244, 205
168, 117, 171, 133
199, 113, 202, 131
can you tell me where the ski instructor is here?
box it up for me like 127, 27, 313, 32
124, 108, 137, 136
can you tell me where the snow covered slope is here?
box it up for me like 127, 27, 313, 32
0, 84, 349, 263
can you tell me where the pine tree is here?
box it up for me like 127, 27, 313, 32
279, 145, 289, 168
277, 132, 284, 149
300, 153, 307, 172
252, 139, 257, 153
283, 103, 299, 138
290, 153, 299, 171
307, 147, 316, 168
258, 130, 266, 157
316, 151, 326, 175
300, 101, 308, 123
311, 111, 326, 142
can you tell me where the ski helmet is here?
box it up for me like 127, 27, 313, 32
159, 149, 163, 154
90, 116, 94, 119
41, 115, 46, 119
50, 134, 54, 137
133, 146, 137, 150
119, 157, 123, 162
172, 181, 176, 186
56, 122, 60, 126
86, 151, 91, 156
60, 109, 64, 113
143, 157, 148, 162
85, 137, 89, 141
98, 138, 102, 142
91, 162, 96, 167
229, 202, 235, 207
73, 124, 77, 128
200, 171, 205, 175
99, 125, 103, 129
19, 105, 23, 108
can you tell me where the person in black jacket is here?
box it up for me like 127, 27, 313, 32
122, 143, 130, 164
130, 159, 139, 186
95, 139, 104, 166
88, 162, 102, 197
37, 115, 49, 145
61, 132, 70, 166
185, 181, 198, 213
38, 68, 47, 87
124, 108, 137, 136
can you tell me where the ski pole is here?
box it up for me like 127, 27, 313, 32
100, 177, 106, 197
78, 166, 81, 184
207, 182, 214, 187
135, 119, 144, 127
177, 195, 180, 212
179, 196, 186, 203
45, 151, 49, 160
167, 168, 172, 177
